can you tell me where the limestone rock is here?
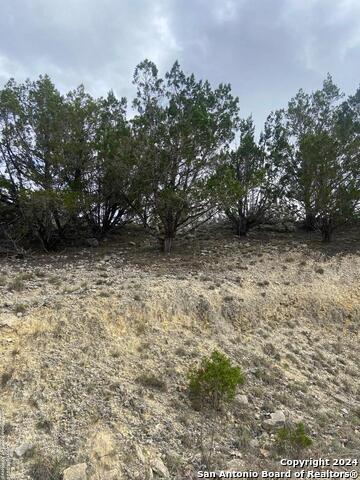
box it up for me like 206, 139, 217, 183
249, 438, 260, 448
0, 317, 17, 329
135, 444, 146, 464
150, 456, 170, 478
87, 430, 118, 476
263, 410, 286, 430
226, 458, 245, 470
260, 449, 270, 458
90, 430, 115, 461
63, 463, 87, 480
237, 394, 249, 406
14, 442, 33, 458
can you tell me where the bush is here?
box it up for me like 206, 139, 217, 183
7, 276, 25, 292
28, 452, 66, 480
136, 373, 167, 392
188, 350, 244, 411
276, 422, 313, 454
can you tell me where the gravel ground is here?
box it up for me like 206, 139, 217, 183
0, 224, 359, 479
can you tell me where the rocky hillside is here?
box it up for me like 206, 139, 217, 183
0, 224, 359, 479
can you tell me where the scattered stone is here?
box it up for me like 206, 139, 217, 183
14, 442, 33, 458
260, 448, 270, 458
263, 410, 286, 430
150, 456, 170, 478
249, 439, 260, 448
226, 459, 245, 470
63, 463, 87, 480
237, 394, 249, 406
90, 430, 115, 459
135, 444, 146, 464
0, 316, 18, 329
85, 238, 99, 247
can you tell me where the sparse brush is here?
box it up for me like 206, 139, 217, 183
48, 275, 61, 285
188, 350, 244, 469
19, 272, 33, 281
276, 422, 313, 454
35, 270, 46, 278
7, 276, 25, 292
28, 451, 66, 480
188, 350, 244, 411
14, 303, 26, 314
1, 370, 13, 388
35, 418, 53, 433
137, 373, 167, 392
237, 425, 252, 448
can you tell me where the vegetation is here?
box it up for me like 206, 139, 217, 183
213, 117, 277, 236
188, 350, 244, 469
0, 410, 12, 480
267, 75, 360, 240
28, 451, 66, 480
188, 350, 244, 411
0, 65, 359, 252
276, 422, 313, 454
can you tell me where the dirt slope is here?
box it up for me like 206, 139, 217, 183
0, 225, 359, 479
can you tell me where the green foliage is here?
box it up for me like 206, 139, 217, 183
276, 422, 313, 454
132, 60, 239, 251
214, 117, 275, 235
266, 75, 360, 240
0, 68, 358, 250
188, 350, 244, 410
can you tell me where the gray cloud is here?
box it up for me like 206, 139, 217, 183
0, 0, 359, 130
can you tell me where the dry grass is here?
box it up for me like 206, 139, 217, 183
0, 224, 359, 479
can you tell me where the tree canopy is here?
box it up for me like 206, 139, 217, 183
0, 64, 358, 251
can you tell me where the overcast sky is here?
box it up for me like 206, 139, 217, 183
1, 0, 359, 131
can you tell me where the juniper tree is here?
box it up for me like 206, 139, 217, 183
0, 76, 69, 249
213, 117, 277, 235
132, 60, 239, 253
266, 76, 360, 240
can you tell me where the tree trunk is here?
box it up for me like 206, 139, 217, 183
320, 218, 333, 242
163, 236, 173, 254
321, 227, 332, 242
235, 217, 248, 236
304, 213, 317, 231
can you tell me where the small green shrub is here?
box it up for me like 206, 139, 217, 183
188, 350, 244, 410
276, 422, 313, 454
188, 350, 244, 468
